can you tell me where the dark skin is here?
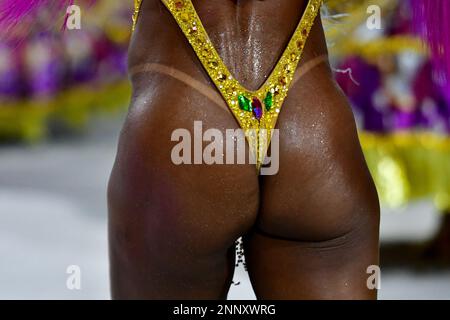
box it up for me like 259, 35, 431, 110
108, 0, 380, 299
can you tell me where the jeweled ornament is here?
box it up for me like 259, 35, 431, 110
252, 97, 263, 120
264, 91, 273, 111
175, 1, 184, 9
238, 95, 252, 112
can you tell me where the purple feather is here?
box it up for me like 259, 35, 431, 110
411, 0, 450, 94
0, 0, 73, 35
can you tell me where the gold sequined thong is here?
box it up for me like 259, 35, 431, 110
132, 0, 323, 169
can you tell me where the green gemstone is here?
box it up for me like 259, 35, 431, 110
264, 91, 273, 111
238, 95, 252, 112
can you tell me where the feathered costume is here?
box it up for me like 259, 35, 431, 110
328, 0, 450, 210
0, 0, 130, 140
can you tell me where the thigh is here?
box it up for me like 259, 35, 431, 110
244, 70, 380, 299
108, 74, 259, 299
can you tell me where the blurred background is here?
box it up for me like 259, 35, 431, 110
1, 0, 450, 299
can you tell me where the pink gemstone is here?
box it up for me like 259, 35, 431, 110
252, 97, 263, 120
175, 1, 184, 9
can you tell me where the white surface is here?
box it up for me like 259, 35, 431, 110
0, 189, 109, 299
380, 202, 442, 243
